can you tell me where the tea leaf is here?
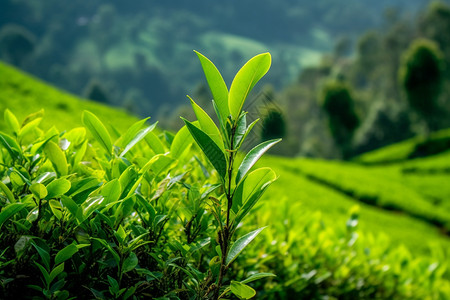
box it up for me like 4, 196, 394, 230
123, 252, 138, 273
0, 131, 21, 160
232, 168, 276, 226
119, 117, 150, 148
170, 124, 194, 158
82, 110, 112, 154
189, 96, 224, 150
44, 141, 68, 176
226, 227, 266, 266
230, 281, 256, 299
101, 179, 122, 203
145, 132, 166, 154
18, 117, 42, 141
120, 122, 157, 157
241, 272, 276, 284
4, 109, 20, 135
0, 203, 26, 229
46, 178, 71, 199
93, 238, 120, 266
30, 183, 48, 199
182, 118, 227, 179
0, 180, 16, 203
49, 200, 63, 219
229, 53, 271, 120
236, 139, 281, 184
55, 244, 78, 265
49, 263, 64, 285
195, 50, 230, 120
32, 243, 51, 270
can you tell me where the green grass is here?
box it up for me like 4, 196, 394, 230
0, 61, 138, 133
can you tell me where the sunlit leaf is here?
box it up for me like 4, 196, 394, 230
182, 118, 227, 179
236, 139, 281, 184
55, 244, 78, 265
82, 110, 112, 154
189, 96, 224, 150
229, 53, 271, 120
46, 178, 71, 199
44, 141, 68, 176
226, 227, 266, 266
230, 281, 256, 299
195, 50, 230, 120
0, 203, 26, 229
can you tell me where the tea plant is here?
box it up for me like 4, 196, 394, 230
0, 51, 280, 299
181, 51, 281, 298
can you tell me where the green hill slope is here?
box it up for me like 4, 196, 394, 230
0, 61, 138, 132
260, 155, 450, 254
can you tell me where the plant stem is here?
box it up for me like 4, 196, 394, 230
213, 127, 236, 299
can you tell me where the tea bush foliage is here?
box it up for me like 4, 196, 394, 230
1, 52, 450, 299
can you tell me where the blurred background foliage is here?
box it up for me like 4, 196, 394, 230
1, 0, 450, 158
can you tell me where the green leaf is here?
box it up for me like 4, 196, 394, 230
4, 109, 20, 135
194, 50, 230, 120
147, 154, 176, 177
119, 117, 150, 148
63, 127, 86, 146
230, 281, 256, 299
49, 263, 64, 285
107, 275, 119, 293
236, 139, 281, 184
82, 196, 106, 219
181, 118, 227, 179
49, 200, 63, 219
46, 178, 71, 199
241, 273, 276, 284
82, 110, 112, 154
0, 180, 16, 203
232, 168, 276, 226
0, 131, 21, 160
18, 117, 42, 141
123, 252, 138, 273
120, 122, 157, 157
30, 183, 48, 199
44, 141, 68, 176
170, 124, 194, 158
188, 96, 224, 150
226, 227, 266, 266
229, 53, 271, 120
101, 179, 122, 203
233, 112, 247, 149
34, 262, 50, 286
115, 225, 127, 244
236, 119, 259, 150
55, 244, 78, 265
92, 238, 120, 266
0, 203, 26, 229
32, 242, 51, 270
60, 195, 79, 218
145, 132, 166, 154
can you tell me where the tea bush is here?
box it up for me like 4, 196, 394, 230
1, 52, 449, 299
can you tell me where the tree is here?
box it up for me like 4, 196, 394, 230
0, 24, 36, 66
321, 80, 359, 156
261, 105, 286, 141
83, 79, 110, 104
398, 38, 444, 130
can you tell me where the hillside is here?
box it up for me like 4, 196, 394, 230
0, 61, 137, 133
